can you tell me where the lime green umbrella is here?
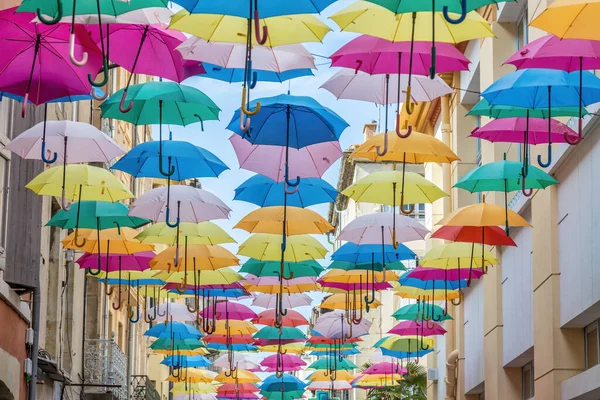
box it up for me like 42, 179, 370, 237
467, 98, 589, 119
328, 260, 406, 272
308, 357, 357, 370
240, 259, 324, 278
392, 303, 453, 321
254, 326, 306, 341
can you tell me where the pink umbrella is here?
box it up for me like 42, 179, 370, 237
88, 24, 205, 107
337, 212, 430, 246
388, 320, 446, 336
261, 354, 306, 372
321, 70, 452, 104
129, 185, 231, 225
76, 251, 154, 272
470, 117, 579, 145
312, 310, 372, 339
199, 300, 257, 321
229, 135, 342, 182
407, 267, 484, 281
330, 36, 470, 76
362, 362, 407, 376
253, 338, 302, 346
252, 309, 309, 327
0, 8, 103, 116
307, 381, 352, 391
251, 293, 313, 309
177, 38, 315, 72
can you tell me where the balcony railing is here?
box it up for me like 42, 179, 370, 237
84, 339, 127, 400
131, 375, 160, 400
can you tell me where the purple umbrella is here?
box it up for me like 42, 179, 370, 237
0, 8, 103, 117
469, 117, 579, 145
407, 267, 484, 281
229, 134, 342, 182
388, 320, 446, 336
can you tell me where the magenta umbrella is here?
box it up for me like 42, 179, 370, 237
87, 24, 205, 110
261, 354, 306, 372
0, 8, 103, 117
330, 36, 470, 76
407, 267, 484, 281
388, 320, 446, 336
76, 251, 154, 272
199, 301, 257, 321
230, 135, 342, 182
470, 117, 579, 147
363, 362, 407, 376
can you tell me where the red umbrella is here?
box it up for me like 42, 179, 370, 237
252, 309, 308, 327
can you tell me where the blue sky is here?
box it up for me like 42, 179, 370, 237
165, 0, 381, 259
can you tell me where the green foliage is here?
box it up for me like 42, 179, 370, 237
360, 362, 427, 400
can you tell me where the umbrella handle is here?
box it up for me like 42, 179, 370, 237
241, 87, 261, 116
112, 286, 123, 310
246, 60, 258, 89
91, 87, 108, 101
176, 275, 188, 293
564, 121, 583, 145
396, 119, 412, 140
165, 201, 181, 228
450, 290, 463, 306
159, 155, 176, 178
41, 140, 58, 164
73, 228, 87, 248
442, 0, 467, 24
239, 109, 251, 132
521, 175, 533, 197
284, 165, 300, 187
37, 0, 62, 25
284, 184, 299, 195
118, 89, 134, 113
404, 87, 415, 116
129, 304, 140, 323
88, 57, 109, 88
21, 93, 29, 118
69, 33, 88, 66
254, 10, 268, 45
537, 145, 552, 168
429, 45, 436, 79
61, 191, 72, 211
354, 59, 363, 74
400, 194, 414, 215
425, 319, 435, 330
326, 232, 335, 246
193, 114, 204, 131
376, 132, 389, 156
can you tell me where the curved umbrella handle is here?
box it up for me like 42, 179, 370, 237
354, 60, 363, 74
37, 0, 62, 25
537, 145, 552, 168
284, 183, 299, 195
41, 141, 58, 164
391, 230, 398, 250
432, 312, 441, 322
69, 33, 88, 66
425, 319, 435, 330
239, 109, 251, 132
159, 155, 176, 178
404, 87, 415, 115
565, 120, 583, 145
176, 275, 188, 293
396, 119, 412, 139
450, 290, 463, 306
443, 0, 467, 24
400, 194, 414, 215
112, 286, 123, 310
281, 262, 294, 281
88, 58, 109, 87
73, 228, 87, 248
521, 175, 533, 197
118, 89, 134, 113
254, 10, 268, 45
129, 304, 140, 323
165, 201, 180, 228
91, 88, 108, 101
241, 88, 261, 116
21, 93, 29, 118
193, 114, 205, 131
246, 59, 258, 89
61, 190, 72, 211
284, 165, 300, 187
376, 132, 389, 156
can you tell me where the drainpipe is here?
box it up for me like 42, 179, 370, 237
440, 94, 453, 215
445, 349, 459, 400
29, 287, 40, 400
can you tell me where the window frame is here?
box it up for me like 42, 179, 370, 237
585, 320, 600, 370
522, 361, 534, 400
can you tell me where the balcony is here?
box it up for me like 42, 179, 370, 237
84, 339, 127, 400
131, 376, 160, 400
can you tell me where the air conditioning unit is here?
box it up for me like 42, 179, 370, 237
428, 368, 439, 382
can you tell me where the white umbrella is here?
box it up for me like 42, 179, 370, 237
147, 303, 195, 322
213, 353, 262, 371
307, 381, 353, 390
337, 212, 430, 245
312, 310, 372, 339
251, 293, 313, 309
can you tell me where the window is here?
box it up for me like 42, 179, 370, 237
585, 320, 599, 369
516, 8, 528, 51
522, 362, 534, 399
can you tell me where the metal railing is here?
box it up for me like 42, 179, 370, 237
131, 375, 160, 400
84, 339, 127, 400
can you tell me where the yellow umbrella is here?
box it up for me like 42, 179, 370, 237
243, 280, 319, 294
63, 227, 154, 254
167, 369, 216, 383
150, 244, 239, 272
437, 202, 531, 228
320, 293, 382, 310
169, 11, 331, 46
330, 2, 494, 43
154, 268, 244, 289
170, 383, 216, 394
392, 282, 460, 301
234, 206, 334, 236
259, 342, 305, 354
320, 269, 399, 284
308, 370, 354, 382
153, 347, 209, 356
212, 320, 258, 336
26, 164, 134, 208
136, 222, 235, 245
215, 370, 261, 384
420, 243, 498, 270
530, 0, 600, 40
238, 234, 328, 262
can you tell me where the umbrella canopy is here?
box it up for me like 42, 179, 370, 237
213, 354, 261, 371
238, 234, 328, 262
468, 98, 588, 119
19, 0, 169, 21
393, 285, 461, 300
199, 64, 312, 84
312, 310, 372, 339
47, 201, 149, 230
136, 222, 235, 245
308, 370, 354, 382
328, 260, 406, 272
338, 212, 429, 245
170, 383, 216, 394
431, 226, 516, 246
62, 227, 154, 254
216, 370, 261, 384
244, 276, 319, 294
230, 135, 342, 182
161, 355, 212, 368
154, 269, 243, 285
375, 336, 435, 352
150, 245, 239, 271
331, 242, 416, 263
240, 259, 324, 278
530, 0, 600, 40
470, 117, 579, 144
145, 321, 203, 338
308, 357, 357, 370
330, 36, 470, 75
404, 267, 485, 281
437, 202, 531, 228
76, 251, 154, 272
254, 326, 306, 341
261, 354, 306, 372
234, 206, 334, 235
260, 374, 306, 392
168, 0, 335, 16
251, 293, 313, 309
252, 309, 309, 327
389, 319, 446, 336
420, 243, 498, 269
455, 160, 558, 192
147, 303, 196, 322
166, 369, 216, 383
319, 269, 400, 284
361, 0, 515, 13
234, 175, 337, 208
393, 303, 453, 321
199, 301, 257, 320
129, 186, 231, 223
321, 70, 452, 104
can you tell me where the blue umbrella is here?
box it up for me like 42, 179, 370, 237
399, 276, 468, 291
234, 175, 337, 207
170, 0, 335, 17
260, 374, 306, 392
331, 243, 416, 264
144, 321, 203, 338
481, 69, 600, 167
380, 348, 435, 359
200, 63, 313, 84
309, 348, 361, 356
161, 355, 212, 368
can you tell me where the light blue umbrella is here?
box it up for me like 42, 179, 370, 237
144, 321, 203, 338
161, 355, 212, 368
331, 243, 416, 264
200, 63, 313, 84
234, 175, 337, 207
171, 0, 335, 18
260, 373, 306, 392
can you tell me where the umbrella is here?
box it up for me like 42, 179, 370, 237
162, 355, 212, 368
166, 369, 216, 383
260, 374, 306, 392
467, 98, 589, 119
198, 64, 312, 84
76, 251, 154, 273
481, 69, 600, 162
170, 383, 216, 395
240, 259, 324, 278
328, 260, 406, 272
261, 354, 306, 372
307, 380, 353, 391
234, 206, 334, 236
213, 354, 261, 372
230, 135, 342, 182
199, 301, 257, 321
432, 225, 517, 246
238, 234, 328, 263
234, 175, 337, 208
332, 242, 415, 263
129, 186, 231, 225
147, 303, 196, 323
312, 310, 372, 339
251, 293, 313, 309
252, 309, 308, 327
136, 222, 235, 246
150, 245, 239, 272
320, 291, 381, 326
393, 303, 453, 322
0, 8, 103, 115
243, 276, 319, 294
308, 370, 354, 382
254, 326, 306, 341
530, 0, 600, 40
216, 370, 261, 384
337, 212, 429, 245
145, 320, 203, 338
375, 335, 435, 359
308, 357, 357, 371
170, 0, 334, 16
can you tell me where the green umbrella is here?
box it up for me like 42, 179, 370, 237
240, 259, 324, 278
308, 357, 357, 370
392, 303, 453, 322
261, 390, 305, 400
150, 338, 205, 351
467, 98, 589, 119
328, 260, 406, 272
454, 154, 558, 233
254, 326, 306, 341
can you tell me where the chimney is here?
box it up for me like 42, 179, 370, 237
363, 121, 378, 142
